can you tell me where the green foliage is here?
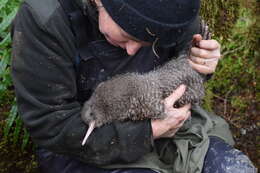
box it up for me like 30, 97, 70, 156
0, 48, 12, 94
204, 0, 260, 127
3, 103, 18, 138
201, 1, 259, 164
200, 0, 240, 39
0, 0, 30, 150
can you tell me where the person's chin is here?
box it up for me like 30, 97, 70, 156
105, 36, 119, 47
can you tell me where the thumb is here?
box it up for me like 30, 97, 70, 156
192, 34, 202, 47
164, 85, 186, 109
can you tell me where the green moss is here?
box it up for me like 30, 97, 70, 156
203, 0, 259, 107
230, 96, 247, 111
202, 0, 259, 165
200, 0, 240, 39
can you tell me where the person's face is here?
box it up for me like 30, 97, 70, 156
94, 0, 151, 56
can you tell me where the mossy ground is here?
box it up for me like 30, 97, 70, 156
0, 0, 259, 172
0, 91, 38, 173
0, 134, 38, 173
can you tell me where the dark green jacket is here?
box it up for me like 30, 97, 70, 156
11, 0, 234, 172
11, 0, 154, 165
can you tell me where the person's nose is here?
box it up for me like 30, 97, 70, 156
125, 40, 142, 56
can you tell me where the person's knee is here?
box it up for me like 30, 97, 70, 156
110, 168, 157, 173
220, 149, 257, 173
203, 137, 257, 173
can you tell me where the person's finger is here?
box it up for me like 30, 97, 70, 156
198, 40, 221, 50
176, 111, 191, 128
160, 128, 179, 138
190, 55, 204, 65
175, 119, 186, 129
165, 104, 191, 123
192, 34, 202, 47
171, 110, 191, 129
190, 47, 221, 59
178, 103, 191, 112
176, 104, 191, 121
184, 110, 191, 120
193, 34, 202, 42
164, 85, 186, 109
188, 59, 216, 74
190, 55, 219, 65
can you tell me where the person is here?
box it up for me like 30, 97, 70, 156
11, 0, 257, 172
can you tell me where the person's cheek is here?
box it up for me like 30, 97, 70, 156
98, 9, 113, 35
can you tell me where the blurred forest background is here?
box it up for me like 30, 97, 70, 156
0, 0, 259, 172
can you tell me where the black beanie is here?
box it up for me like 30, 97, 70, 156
100, 0, 200, 47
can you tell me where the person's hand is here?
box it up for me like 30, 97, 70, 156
189, 34, 221, 74
151, 85, 191, 139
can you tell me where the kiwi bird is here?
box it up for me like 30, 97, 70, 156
81, 20, 211, 146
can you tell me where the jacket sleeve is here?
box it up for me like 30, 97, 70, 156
11, 2, 153, 165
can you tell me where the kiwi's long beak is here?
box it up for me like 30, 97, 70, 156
82, 121, 96, 146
